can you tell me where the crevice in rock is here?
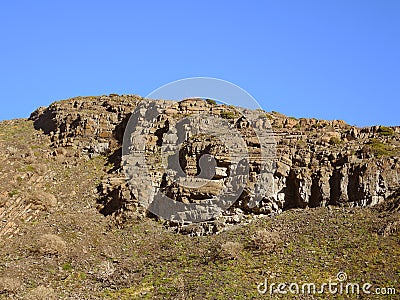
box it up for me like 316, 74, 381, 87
98, 186, 124, 217
309, 172, 322, 208
347, 165, 363, 204
154, 120, 170, 147
329, 169, 342, 205
106, 147, 122, 174
114, 113, 132, 143
283, 170, 306, 210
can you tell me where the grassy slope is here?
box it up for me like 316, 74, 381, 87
0, 119, 398, 299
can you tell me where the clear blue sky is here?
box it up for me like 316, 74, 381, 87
0, 1, 399, 126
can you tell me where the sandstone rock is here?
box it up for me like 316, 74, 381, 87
30, 95, 400, 234
26, 286, 56, 300
29, 95, 142, 156
36, 234, 67, 255
0, 276, 21, 294
27, 190, 57, 211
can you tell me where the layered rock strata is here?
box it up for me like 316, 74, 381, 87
30, 95, 400, 234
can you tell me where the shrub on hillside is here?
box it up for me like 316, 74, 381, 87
377, 126, 394, 136
251, 229, 281, 253
219, 241, 243, 260
220, 111, 236, 120
205, 99, 217, 105
329, 137, 343, 145
365, 138, 396, 157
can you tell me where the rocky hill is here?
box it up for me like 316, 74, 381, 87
29, 95, 400, 234
0, 94, 398, 299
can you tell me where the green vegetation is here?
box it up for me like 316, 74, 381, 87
104, 284, 154, 299
62, 262, 73, 271
220, 110, 236, 120
296, 139, 307, 148
18, 164, 35, 173
367, 138, 396, 157
329, 137, 343, 145
205, 99, 217, 105
377, 126, 394, 136
8, 189, 19, 197
171, 113, 192, 120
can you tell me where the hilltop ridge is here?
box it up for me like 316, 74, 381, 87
0, 94, 398, 299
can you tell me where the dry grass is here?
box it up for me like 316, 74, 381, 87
26, 285, 56, 300
219, 241, 243, 260
251, 229, 281, 253
0, 119, 399, 299
0, 276, 21, 294
27, 190, 58, 211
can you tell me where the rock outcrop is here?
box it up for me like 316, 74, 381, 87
30, 95, 400, 234
29, 94, 141, 156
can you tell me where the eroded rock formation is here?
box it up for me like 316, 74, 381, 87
30, 95, 400, 234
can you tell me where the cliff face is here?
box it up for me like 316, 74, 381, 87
30, 95, 400, 234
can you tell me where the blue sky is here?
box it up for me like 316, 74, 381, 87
0, 1, 399, 126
